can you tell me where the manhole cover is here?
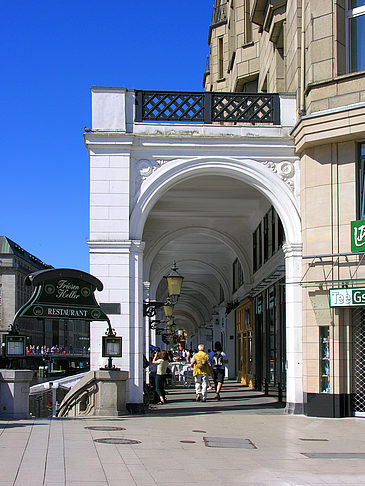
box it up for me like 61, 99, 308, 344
203, 437, 256, 449
85, 426, 126, 431
93, 438, 141, 445
180, 440, 196, 443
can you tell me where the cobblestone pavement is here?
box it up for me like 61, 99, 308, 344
1, 382, 365, 485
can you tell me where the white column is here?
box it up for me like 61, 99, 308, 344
88, 240, 145, 407
283, 242, 303, 413
128, 240, 145, 406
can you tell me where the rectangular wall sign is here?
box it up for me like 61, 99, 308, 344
351, 220, 365, 252
329, 288, 365, 307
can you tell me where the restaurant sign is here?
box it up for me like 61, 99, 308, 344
15, 268, 108, 322
351, 220, 365, 252
329, 288, 365, 307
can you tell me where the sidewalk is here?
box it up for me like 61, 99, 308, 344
1, 383, 365, 485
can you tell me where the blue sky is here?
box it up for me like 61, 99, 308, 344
1, 1, 213, 272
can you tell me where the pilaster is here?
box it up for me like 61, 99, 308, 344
282, 242, 304, 413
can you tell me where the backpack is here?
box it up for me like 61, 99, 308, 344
212, 351, 224, 368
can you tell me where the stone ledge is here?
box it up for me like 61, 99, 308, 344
292, 103, 365, 152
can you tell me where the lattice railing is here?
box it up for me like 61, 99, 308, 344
135, 91, 280, 125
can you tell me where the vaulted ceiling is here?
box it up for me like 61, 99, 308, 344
143, 174, 270, 335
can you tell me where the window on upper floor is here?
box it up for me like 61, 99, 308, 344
218, 36, 224, 79
233, 258, 244, 292
219, 284, 225, 303
347, 0, 365, 72
253, 206, 284, 273
244, 0, 252, 44
357, 143, 365, 219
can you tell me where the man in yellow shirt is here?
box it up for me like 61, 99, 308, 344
191, 344, 211, 402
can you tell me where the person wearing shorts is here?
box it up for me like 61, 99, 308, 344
209, 341, 228, 400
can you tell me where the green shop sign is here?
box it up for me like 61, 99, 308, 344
14, 268, 109, 322
329, 288, 365, 307
351, 220, 365, 252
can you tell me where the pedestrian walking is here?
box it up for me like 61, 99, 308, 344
209, 341, 228, 400
191, 344, 211, 402
152, 350, 169, 404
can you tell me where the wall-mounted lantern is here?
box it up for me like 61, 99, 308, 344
144, 261, 184, 317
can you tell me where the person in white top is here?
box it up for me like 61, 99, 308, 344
152, 350, 170, 404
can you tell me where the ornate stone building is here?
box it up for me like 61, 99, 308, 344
204, 0, 365, 416
85, 0, 365, 416
0, 237, 51, 346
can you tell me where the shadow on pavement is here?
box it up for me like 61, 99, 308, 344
145, 380, 286, 417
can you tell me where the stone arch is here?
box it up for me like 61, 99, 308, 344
130, 156, 301, 244
132, 156, 303, 411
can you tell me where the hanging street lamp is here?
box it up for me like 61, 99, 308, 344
164, 261, 184, 305
143, 261, 184, 317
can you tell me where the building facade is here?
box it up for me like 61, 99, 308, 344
85, 0, 365, 416
0, 237, 51, 346
205, 0, 365, 416
0, 237, 90, 365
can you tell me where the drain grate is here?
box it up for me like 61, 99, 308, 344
302, 452, 365, 459
94, 438, 141, 445
192, 430, 206, 433
85, 426, 126, 431
180, 440, 196, 443
203, 437, 256, 449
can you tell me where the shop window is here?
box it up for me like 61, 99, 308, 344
357, 142, 365, 219
347, 0, 365, 73
267, 286, 276, 385
233, 258, 244, 292
320, 326, 330, 393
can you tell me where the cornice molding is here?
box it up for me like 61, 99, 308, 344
88, 240, 145, 253
292, 103, 365, 153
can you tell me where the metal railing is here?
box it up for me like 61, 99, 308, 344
135, 91, 280, 125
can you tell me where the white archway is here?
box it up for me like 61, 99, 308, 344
130, 157, 301, 244
133, 156, 303, 413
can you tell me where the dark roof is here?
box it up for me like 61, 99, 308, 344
0, 236, 52, 270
